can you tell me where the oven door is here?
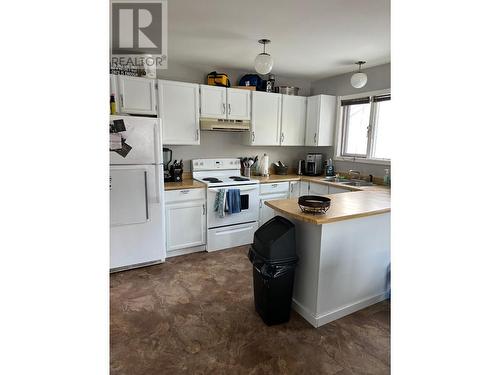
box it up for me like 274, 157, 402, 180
207, 184, 259, 228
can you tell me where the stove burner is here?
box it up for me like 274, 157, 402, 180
203, 177, 223, 183
229, 176, 250, 181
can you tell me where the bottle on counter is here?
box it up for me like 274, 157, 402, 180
384, 168, 391, 186
110, 94, 117, 115
261, 153, 269, 177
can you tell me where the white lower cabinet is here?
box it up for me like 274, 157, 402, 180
289, 180, 300, 198
259, 182, 290, 226
308, 182, 329, 195
165, 189, 206, 256
299, 181, 309, 196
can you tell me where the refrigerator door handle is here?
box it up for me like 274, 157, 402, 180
144, 171, 149, 220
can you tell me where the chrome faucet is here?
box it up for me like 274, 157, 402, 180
348, 170, 361, 180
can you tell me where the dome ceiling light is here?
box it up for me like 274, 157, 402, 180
254, 39, 273, 75
351, 61, 368, 89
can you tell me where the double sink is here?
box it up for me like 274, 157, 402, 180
322, 177, 374, 187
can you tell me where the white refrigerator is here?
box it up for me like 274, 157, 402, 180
110, 115, 165, 271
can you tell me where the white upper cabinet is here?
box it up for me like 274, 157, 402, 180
249, 91, 282, 146
158, 80, 200, 145
226, 88, 251, 120
281, 95, 307, 146
116, 75, 157, 115
305, 95, 336, 146
200, 85, 251, 120
199, 85, 226, 118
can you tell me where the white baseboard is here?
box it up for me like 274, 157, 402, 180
165, 245, 205, 258
293, 292, 389, 328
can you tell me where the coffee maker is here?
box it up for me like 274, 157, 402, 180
305, 153, 323, 176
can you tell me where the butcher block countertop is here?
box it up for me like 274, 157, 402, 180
164, 179, 205, 191
265, 190, 391, 225
254, 174, 389, 193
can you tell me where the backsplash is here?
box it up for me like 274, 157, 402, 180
165, 131, 331, 173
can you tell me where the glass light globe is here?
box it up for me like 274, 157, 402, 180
351, 72, 368, 88
254, 53, 273, 74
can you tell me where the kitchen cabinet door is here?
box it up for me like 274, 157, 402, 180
165, 200, 206, 252
281, 95, 306, 145
117, 75, 157, 115
328, 186, 350, 194
227, 88, 251, 120
250, 91, 282, 145
259, 192, 288, 226
299, 181, 309, 196
305, 95, 336, 146
200, 85, 226, 118
289, 181, 300, 198
158, 80, 200, 145
309, 182, 329, 196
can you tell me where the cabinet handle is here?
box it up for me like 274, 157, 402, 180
290, 183, 294, 192
259, 200, 263, 208
314, 133, 317, 144
228, 103, 231, 115
252, 131, 255, 142
202, 203, 206, 215
222, 103, 226, 114
180, 190, 190, 194
280, 133, 284, 143
272, 183, 278, 188
120, 94, 124, 107
144, 171, 149, 220
195, 129, 199, 140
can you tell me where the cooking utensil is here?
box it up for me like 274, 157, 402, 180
275, 86, 300, 95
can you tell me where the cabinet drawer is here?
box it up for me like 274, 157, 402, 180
165, 188, 205, 203
260, 181, 289, 195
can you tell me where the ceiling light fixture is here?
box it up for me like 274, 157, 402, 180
350, 61, 368, 88
254, 39, 273, 75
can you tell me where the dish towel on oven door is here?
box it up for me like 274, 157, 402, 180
214, 189, 227, 218
226, 189, 241, 214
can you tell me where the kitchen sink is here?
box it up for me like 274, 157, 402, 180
340, 180, 374, 187
322, 177, 373, 186
322, 177, 351, 183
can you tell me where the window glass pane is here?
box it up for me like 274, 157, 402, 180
344, 103, 370, 155
373, 100, 391, 159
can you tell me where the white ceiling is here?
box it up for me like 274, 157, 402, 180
167, 0, 390, 80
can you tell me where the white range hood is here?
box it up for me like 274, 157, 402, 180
200, 118, 250, 132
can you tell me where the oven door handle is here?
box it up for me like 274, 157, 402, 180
208, 185, 258, 193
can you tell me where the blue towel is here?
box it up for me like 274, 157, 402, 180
226, 189, 241, 214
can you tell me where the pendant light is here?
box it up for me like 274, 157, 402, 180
350, 61, 368, 88
254, 39, 273, 75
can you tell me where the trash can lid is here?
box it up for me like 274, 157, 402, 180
252, 216, 297, 263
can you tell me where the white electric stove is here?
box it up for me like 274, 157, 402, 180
192, 158, 260, 252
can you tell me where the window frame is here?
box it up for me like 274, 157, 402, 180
335, 89, 391, 165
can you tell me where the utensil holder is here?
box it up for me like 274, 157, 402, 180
243, 167, 251, 177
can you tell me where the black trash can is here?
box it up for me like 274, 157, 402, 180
248, 216, 298, 325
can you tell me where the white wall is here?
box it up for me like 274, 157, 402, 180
166, 130, 331, 173
158, 61, 312, 95
311, 63, 390, 96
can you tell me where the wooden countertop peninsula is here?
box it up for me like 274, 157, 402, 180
265, 190, 391, 225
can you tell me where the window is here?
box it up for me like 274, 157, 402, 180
340, 93, 391, 161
